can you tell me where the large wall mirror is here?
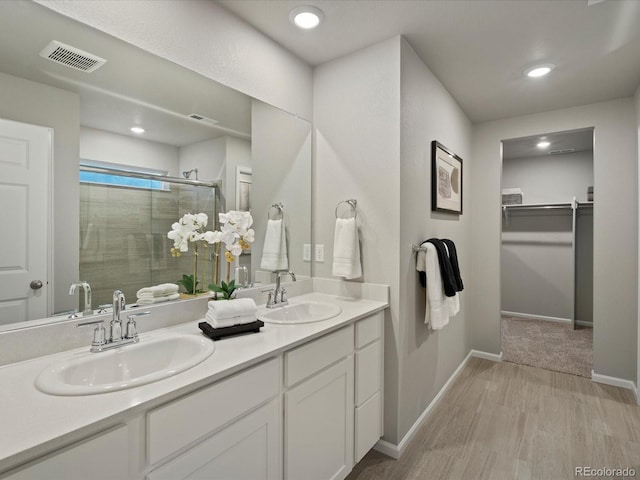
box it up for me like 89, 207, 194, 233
0, 1, 311, 330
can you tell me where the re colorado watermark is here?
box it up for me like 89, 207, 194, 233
575, 466, 636, 477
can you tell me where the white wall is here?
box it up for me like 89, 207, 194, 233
0, 72, 80, 314
252, 101, 312, 279
635, 84, 640, 397
398, 38, 472, 442
471, 98, 638, 381
80, 127, 179, 175
313, 36, 472, 446
178, 137, 227, 183
314, 37, 402, 442
502, 150, 594, 203
36, 0, 313, 121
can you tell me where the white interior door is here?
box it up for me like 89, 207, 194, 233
0, 118, 51, 325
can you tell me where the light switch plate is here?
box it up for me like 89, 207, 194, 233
303, 244, 311, 262
315, 244, 325, 262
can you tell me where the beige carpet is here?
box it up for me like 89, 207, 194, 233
501, 316, 592, 377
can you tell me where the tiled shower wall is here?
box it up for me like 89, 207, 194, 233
79, 182, 217, 308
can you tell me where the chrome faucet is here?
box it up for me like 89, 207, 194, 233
77, 290, 149, 353
111, 289, 126, 342
266, 270, 296, 308
69, 281, 93, 316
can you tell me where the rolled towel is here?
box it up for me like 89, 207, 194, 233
137, 292, 180, 305
260, 219, 288, 271
136, 283, 179, 298
205, 312, 256, 329
332, 217, 362, 279
207, 298, 257, 320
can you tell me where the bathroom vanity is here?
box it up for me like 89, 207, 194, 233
0, 288, 387, 480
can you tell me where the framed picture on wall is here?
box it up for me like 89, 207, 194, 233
431, 140, 463, 214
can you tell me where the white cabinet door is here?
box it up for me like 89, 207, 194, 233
285, 356, 354, 480
147, 399, 281, 480
4, 426, 128, 480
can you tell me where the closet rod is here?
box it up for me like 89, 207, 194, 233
502, 202, 573, 210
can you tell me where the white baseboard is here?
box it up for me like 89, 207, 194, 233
502, 310, 571, 324
374, 349, 501, 459
591, 370, 638, 403
469, 349, 503, 362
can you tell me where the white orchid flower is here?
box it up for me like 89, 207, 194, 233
228, 243, 243, 256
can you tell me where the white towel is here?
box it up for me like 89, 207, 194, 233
205, 312, 256, 329
136, 283, 179, 298
332, 218, 362, 279
207, 298, 257, 320
416, 243, 458, 330
137, 293, 180, 305
260, 219, 289, 271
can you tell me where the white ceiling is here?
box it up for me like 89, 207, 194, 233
502, 128, 594, 161
217, 0, 640, 123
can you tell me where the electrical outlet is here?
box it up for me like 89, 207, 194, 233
315, 244, 325, 262
303, 244, 311, 262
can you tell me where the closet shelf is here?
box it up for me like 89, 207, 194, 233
501, 200, 593, 210
502, 202, 572, 210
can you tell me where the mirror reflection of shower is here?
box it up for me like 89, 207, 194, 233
183, 168, 198, 180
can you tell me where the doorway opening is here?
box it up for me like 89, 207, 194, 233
500, 128, 594, 377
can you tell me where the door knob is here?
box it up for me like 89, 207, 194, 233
30, 280, 43, 290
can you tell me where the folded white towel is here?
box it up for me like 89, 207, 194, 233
260, 219, 288, 271
416, 243, 458, 330
205, 312, 257, 329
332, 217, 362, 279
136, 292, 180, 305
136, 283, 179, 298
207, 298, 257, 320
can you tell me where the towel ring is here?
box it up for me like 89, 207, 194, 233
335, 199, 357, 219
268, 202, 284, 220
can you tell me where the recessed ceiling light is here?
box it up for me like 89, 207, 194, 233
289, 6, 324, 29
537, 141, 550, 149
526, 64, 555, 78
130, 126, 145, 134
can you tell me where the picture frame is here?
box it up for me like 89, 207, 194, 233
431, 140, 463, 214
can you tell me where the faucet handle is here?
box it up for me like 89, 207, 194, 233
263, 289, 275, 308
125, 312, 150, 339
77, 319, 106, 348
280, 288, 288, 304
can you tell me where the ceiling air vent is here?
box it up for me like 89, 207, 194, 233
188, 113, 219, 125
549, 148, 575, 155
39, 40, 107, 73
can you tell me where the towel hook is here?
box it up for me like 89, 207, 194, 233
268, 202, 284, 220
335, 199, 357, 219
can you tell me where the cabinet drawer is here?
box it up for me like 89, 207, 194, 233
147, 400, 280, 480
355, 311, 383, 348
284, 325, 353, 387
4, 425, 128, 480
355, 340, 381, 405
355, 391, 382, 463
147, 358, 279, 465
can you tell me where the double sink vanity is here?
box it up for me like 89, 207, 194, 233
0, 279, 388, 480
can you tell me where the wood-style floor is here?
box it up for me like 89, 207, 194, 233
347, 358, 640, 480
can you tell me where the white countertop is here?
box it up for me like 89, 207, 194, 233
0, 292, 387, 473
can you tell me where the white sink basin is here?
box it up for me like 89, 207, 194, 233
258, 301, 342, 324
35, 334, 215, 396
